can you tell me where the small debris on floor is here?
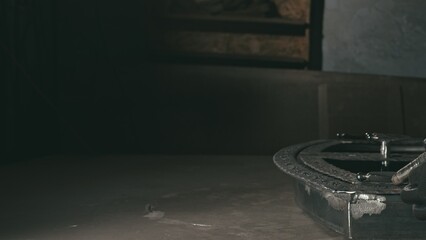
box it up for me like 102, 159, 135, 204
145, 203, 156, 213
144, 211, 165, 220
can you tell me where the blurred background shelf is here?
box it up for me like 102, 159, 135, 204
154, 51, 307, 68
154, 0, 324, 70
160, 14, 308, 36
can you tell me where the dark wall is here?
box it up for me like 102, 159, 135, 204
3, 0, 159, 159
2, 1, 58, 159
3, 1, 426, 160
60, 64, 320, 155
110, 65, 426, 155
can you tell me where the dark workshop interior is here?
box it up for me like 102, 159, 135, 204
2, 0, 426, 239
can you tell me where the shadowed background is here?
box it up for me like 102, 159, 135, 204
2, 0, 426, 158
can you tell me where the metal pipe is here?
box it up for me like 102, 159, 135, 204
392, 152, 426, 185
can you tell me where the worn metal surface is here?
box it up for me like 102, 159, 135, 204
274, 139, 426, 239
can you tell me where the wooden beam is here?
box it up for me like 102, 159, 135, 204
160, 15, 307, 36
154, 51, 307, 69
308, 0, 325, 70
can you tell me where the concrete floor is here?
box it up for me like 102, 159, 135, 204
0, 155, 342, 240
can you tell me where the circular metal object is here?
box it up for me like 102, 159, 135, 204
274, 137, 426, 239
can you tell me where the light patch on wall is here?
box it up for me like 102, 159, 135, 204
323, 0, 426, 78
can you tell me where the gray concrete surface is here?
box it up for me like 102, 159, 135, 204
323, 0, 426, 78
0, 155, 342, 239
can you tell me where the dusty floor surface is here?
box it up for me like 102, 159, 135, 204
0, 155, 342, 240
